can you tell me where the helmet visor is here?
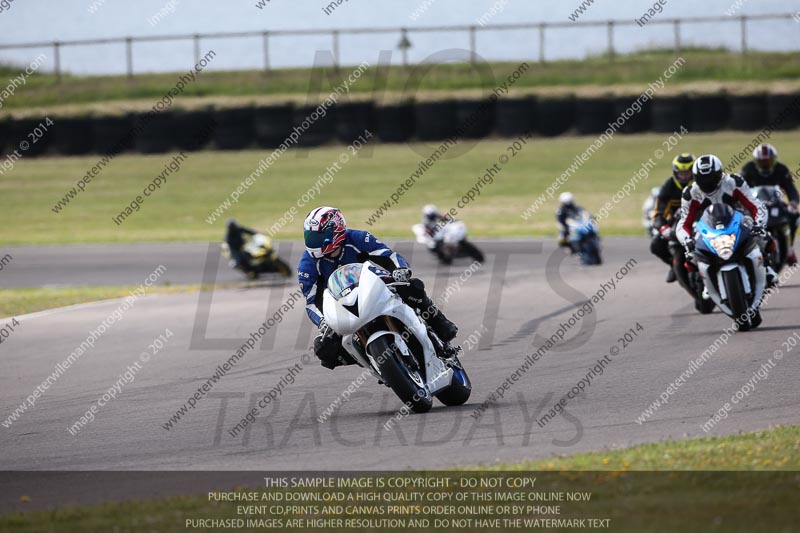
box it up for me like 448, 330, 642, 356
304, 228, 334, 250
756, 158, 774, 171
675, 170, 692, 183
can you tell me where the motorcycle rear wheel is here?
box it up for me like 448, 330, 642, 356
368, 334, 432, 413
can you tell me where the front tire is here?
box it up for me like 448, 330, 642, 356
461, 241, 484, 263
273, 257, 292, 277
722, 269, 751, 331
368, 334, 432, 413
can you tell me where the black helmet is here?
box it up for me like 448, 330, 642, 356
692, 154, 723, 194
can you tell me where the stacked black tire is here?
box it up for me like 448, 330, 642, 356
2, 92, 799, 157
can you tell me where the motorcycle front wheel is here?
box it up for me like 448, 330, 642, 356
722, 269, 752, 331
368, 334, 432, 413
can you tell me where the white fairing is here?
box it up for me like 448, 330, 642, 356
322, 262, 453, 394
441, 221, 467, 245
412, 223, 435, 249
698, 247, 766, 317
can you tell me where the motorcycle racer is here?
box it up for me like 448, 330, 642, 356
651, 153, 695, 283
556, 192, 582, 252
740, 143, 799, 266
298, 206, 459, 369
676, 154, 779, 286
225, 219, 256, 275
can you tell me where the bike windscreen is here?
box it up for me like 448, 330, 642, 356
327, 263, 362, 300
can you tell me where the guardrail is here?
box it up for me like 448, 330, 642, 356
0, 13, 797, 80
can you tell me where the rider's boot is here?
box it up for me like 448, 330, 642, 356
788, 249, 798, 267
766, 266, 779, 288
666, 268, 677, 283
424, 299, 458, 343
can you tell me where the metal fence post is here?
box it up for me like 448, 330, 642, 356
740, 15, 748, 54
607, 20, 615, 61
193, 34, 200, 65
332, 30, 340, 68
125, 37, 133, 78
469, 25, 476, 64
673, 19, 681, 56
539, 23, 546, 63
262, 31, 270, 72
53, 41, 61, 83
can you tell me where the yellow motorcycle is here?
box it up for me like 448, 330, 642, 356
221, 233, 292, 279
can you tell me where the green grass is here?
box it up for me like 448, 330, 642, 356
3, 48, 800, 114
488, 425, 800, 471
0, 284, 229, 319
1, 426, 797, 532
4, 130, 800, 245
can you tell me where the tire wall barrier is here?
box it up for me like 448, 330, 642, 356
92, 115, 135, 155
537, 97, 574, 137
456, 99, 495, 139
494, 96, 536, 137
376, 103, 415, 142
6, 92, 800, 157
135, 112, 176, 154
688, 95, 730, 132
53, 117, 95, 155
414, 100, 457, 141
254, 104, 294, 148
728, 95, 766, 131
651, 96, 688, 133
336, 102, 375, 143
213, 107, 254, 150
574, 98, 614, 135
766, 94, 800, 131
174, 109, 216, 151
293, 104, 337, 147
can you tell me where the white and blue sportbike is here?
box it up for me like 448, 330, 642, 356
566, 209, 602, 265
693, 204, 767, 331
322, 261, 471, 413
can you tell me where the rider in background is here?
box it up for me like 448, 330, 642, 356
676, 154, 779, 286
422, 204, 444, 238
651, 153, 695, 283
740, 143, 799, 266
298, 206, 458, 369
225, 219, 256, 274
556, 192, 582, 253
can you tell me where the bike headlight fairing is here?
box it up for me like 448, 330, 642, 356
709, 233, 736, 260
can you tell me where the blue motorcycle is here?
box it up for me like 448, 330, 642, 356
565, 209, 602, 265
693, 203, 767, 331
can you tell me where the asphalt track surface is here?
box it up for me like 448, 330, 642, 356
2, 238, 800, 511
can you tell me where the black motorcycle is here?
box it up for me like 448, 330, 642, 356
754, 185, 796, 272
666, 218, 715, 314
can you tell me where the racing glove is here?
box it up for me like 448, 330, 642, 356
658, 224, 672, 240
392, 267, 412, 283
682, 239, 695, 261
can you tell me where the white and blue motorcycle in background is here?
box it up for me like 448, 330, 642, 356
692, 204, 767, 331
322, 262, 472, 413
565, 209, 602, 265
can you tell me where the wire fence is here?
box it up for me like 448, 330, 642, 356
0, 12, 797, 79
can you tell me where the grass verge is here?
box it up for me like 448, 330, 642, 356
4, 130, 800, 244
0, 284, 220, 319
0, 426, 797, 532
2, 49, 800, 114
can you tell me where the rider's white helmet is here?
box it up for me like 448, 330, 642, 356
559, 192, 574, 206
422, 204, 438, 217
